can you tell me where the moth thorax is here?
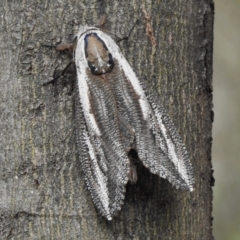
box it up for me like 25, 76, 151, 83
84, 33, 114, 75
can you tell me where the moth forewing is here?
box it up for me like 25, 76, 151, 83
74, 26, 194, 220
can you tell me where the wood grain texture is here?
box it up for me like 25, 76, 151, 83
0, 0, 214, 239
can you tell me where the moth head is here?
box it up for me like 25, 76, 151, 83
84, 32, 114, 75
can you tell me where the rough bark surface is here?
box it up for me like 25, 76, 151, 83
0, 0, 214, 239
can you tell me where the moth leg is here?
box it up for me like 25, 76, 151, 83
56, 42, 76, 53
128, 155, 138, 184
43, 60, 75, 86
116, 19, 139, 43
95, 14, 107, 28
96, 14, 139, 43
43, 38, 77, 85
42, 38, 76, 54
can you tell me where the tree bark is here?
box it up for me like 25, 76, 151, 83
0, 0, 214, 239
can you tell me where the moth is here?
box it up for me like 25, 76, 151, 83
56, 21, 194, 220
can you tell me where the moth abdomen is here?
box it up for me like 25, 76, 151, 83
84, 33, 114, 75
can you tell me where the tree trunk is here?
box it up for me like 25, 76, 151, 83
0, 1, 214, 239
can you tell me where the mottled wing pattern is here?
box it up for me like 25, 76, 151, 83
75, 32, 132, 220
99, 31, 194, 191
74, 26, 194, 220
108, 61, 194, 191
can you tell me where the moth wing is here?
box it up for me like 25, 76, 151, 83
97, 32, 194, 191
143, 93, 194, 191
75, 38, 131, 220
115, 64, 193, 190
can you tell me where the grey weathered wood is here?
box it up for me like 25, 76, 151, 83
0, 0, 214, 239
